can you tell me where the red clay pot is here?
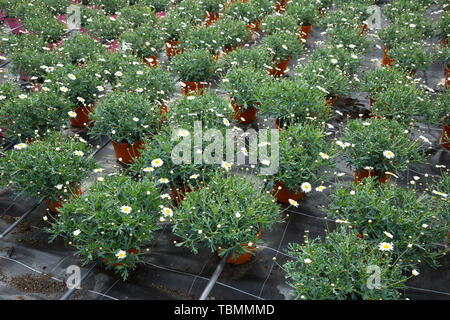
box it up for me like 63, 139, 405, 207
103, 248, 138, 267
165, 40, 182, 57
226, 229, 262, 265
232, 101, 258, 124
69, 104, 94, 128
298, 24, 312, 41
45, 185, 82, 214
111, 140, 144, 164
357, 23, 367, 35
445, 64, 449, 89
326, 96, 338, 106
169, 183, 192, 204
275, 118, 281, 131
143, 56, 157, 67
204, 11, 219, 26
274, 0, 287, 12
272, 181, 303, 204
381, 46, 394, 67
354, 169, 391, 185
180, 81, 205, 95
267, 56, 291, 77
441, 117, 450, 150
369, 98, 376, 108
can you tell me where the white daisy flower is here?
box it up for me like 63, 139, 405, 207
190, 174, 199, 179
73, 150, 84, 156
161, 207, 173, 217
288, 199, 299, 207
73, 229, 81, 236
68, 111, 77, 118
383, 150, 395, 159
13, 143, 27, 150
116, 250, 127, 259
315, 186, 326, 192
261, 159, 270, 166
68, 73, 76, 80
93, 168, 104, 173
378, 242, 394, 252
120, 205, 132, 214
114, 71, 122, 77
151, 158, 164, 167
330, 58, 338, 64
319, 152, 329, 159
136, 88, 144, 93
158, 178, 169, 184
304, 258, 312, 264
96, 86, 104, 92
223, 118, 230, 126
60, 86, 68, 93
178, 129, 190, 137
77, 97, 85, 103
186, 95, 195, 100
143, 167, 154, 172
383, 231, 393, 239
301, 182, 312, 193
412, 269, 419, 276
235, 212, 241, 218
221, 161, 232, 171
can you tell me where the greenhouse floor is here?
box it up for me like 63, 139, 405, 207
0, 2, 449, 300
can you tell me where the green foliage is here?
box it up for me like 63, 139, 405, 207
387, 43, 434, 72
89, 91, 165, 144
324, 180, 449, 267
87, 13, 127, 42
119, 4, 158, 28
378, 23, 425, 50
0, 133, 96, 202
92, 0, 129, 14
311, 45, 362, 75
171, 172, 282, 259
21, 8, 66, 43
178, 26, 224, 55
0, 89, 74, 141
170, 48, 218, 82
260, 31, 304, 62
261, 14, 299, 35
200, 0, 227, 14
118, 66, 176, 103
160, 13, 193, 41
222, 46, 272, 71
120, 24, 165, 58
220, 66, 271, 108
93, 51, 142, 85
328, 25, 370, 52
262, 124, 336, 192
59, 33, 106, 64
47, 175, 163, 280
283, 226, 407, 300
286, 0, 319, 26
340, 118, 426, 176
212, 18, 251, 50
360, 66, 412, 99
257, 78, 330, 126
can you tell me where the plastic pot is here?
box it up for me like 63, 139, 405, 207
267, 56, 291, 77
441, 117, 450, 151
298, 24, 312, 41
231, 101, 258, 124
326, 95, 338, 106
274, 0, 287, 12
165, 40, 182, 57
445, 64, 449, 89
180, 81, 205, 96
272, 181, 303, 204
204, 11, 219, 26
381, 46, 394, 67
218, 230, 262, 265
69, 104, 94, 128
45, 185, 82, 214
354, 169, 390, 185
169, 183, 192, 204
143, 55, 157, 67
111, 140, 144, 164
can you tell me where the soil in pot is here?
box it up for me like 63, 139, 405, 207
181, 81, 205, 95
354, 169, 391, 185
111, 140, 144, 164
45, 185, 82, 214
267, 57, 291, 77
272, 181, 303, 204
69, 104, 94, 128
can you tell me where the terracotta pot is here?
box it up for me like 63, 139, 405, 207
381, 46, 394, 67
298, 24, 312, 41
267, 56, 291, 77
272, 181, 303, 204
204, 11, 219, 26
232, 101, 258, 124
143, 56, 157, 67
45, 185, 82, 214
275, 118, 281, 131
169, 183, 192, 204
357, 23, 367, 35
217, 230, 262, 265
326, 95, 338, 106
69, 104, 94, 128
441, 117, 450, 151
165, 40, 182, 57
369, 98, 376, 108
246, 19, 261, 35
111, 140, 144, 164
274, 0, 287, 12
103, 248, 138, 267
180, 81, 205, 95
354, 169, 390, 185
212, 51, 220, 61
446, 64, 449, 89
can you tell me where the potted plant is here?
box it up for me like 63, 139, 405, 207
257, 78, 330, 129
171, 172, 282, 264
161, 13, 191, 57
177, 25, 224, 58
260, 31, 304, 77
386, 42, 434, 75
21, 8, 66, 44
145, 0, 172, 16
93, 50, 142, 85
59, 33, 106, 65
286, 0, 319, 41
119, 4, 157, 29
295, 60, 351, 103
89, 92, 165, 164
170, 48, 218, 95
324, 180, 448, 267
119, 24, 165, 66
282, 226, 408, 300
0, 89, 74, 141
200, 0, 226, 26
220, 66, 271, 124
311, 45, 363, 76
0, 133, 96, 212
433, 92, 450, 150
328, 24, 371, 52
340, 118, 426, 184
370, 84, 435, 124
86, 13, 126, 47
0, 82, 21, 138
260, 14, 298, 35
261, 123, 336, 204
223, 0, 262, 36
92, 0, 128, 15
212, 17, 251, 53
45, 63, 103, 128
47, 174, 164, 280
119, 66, 176, 105
222, 46, 272, 71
